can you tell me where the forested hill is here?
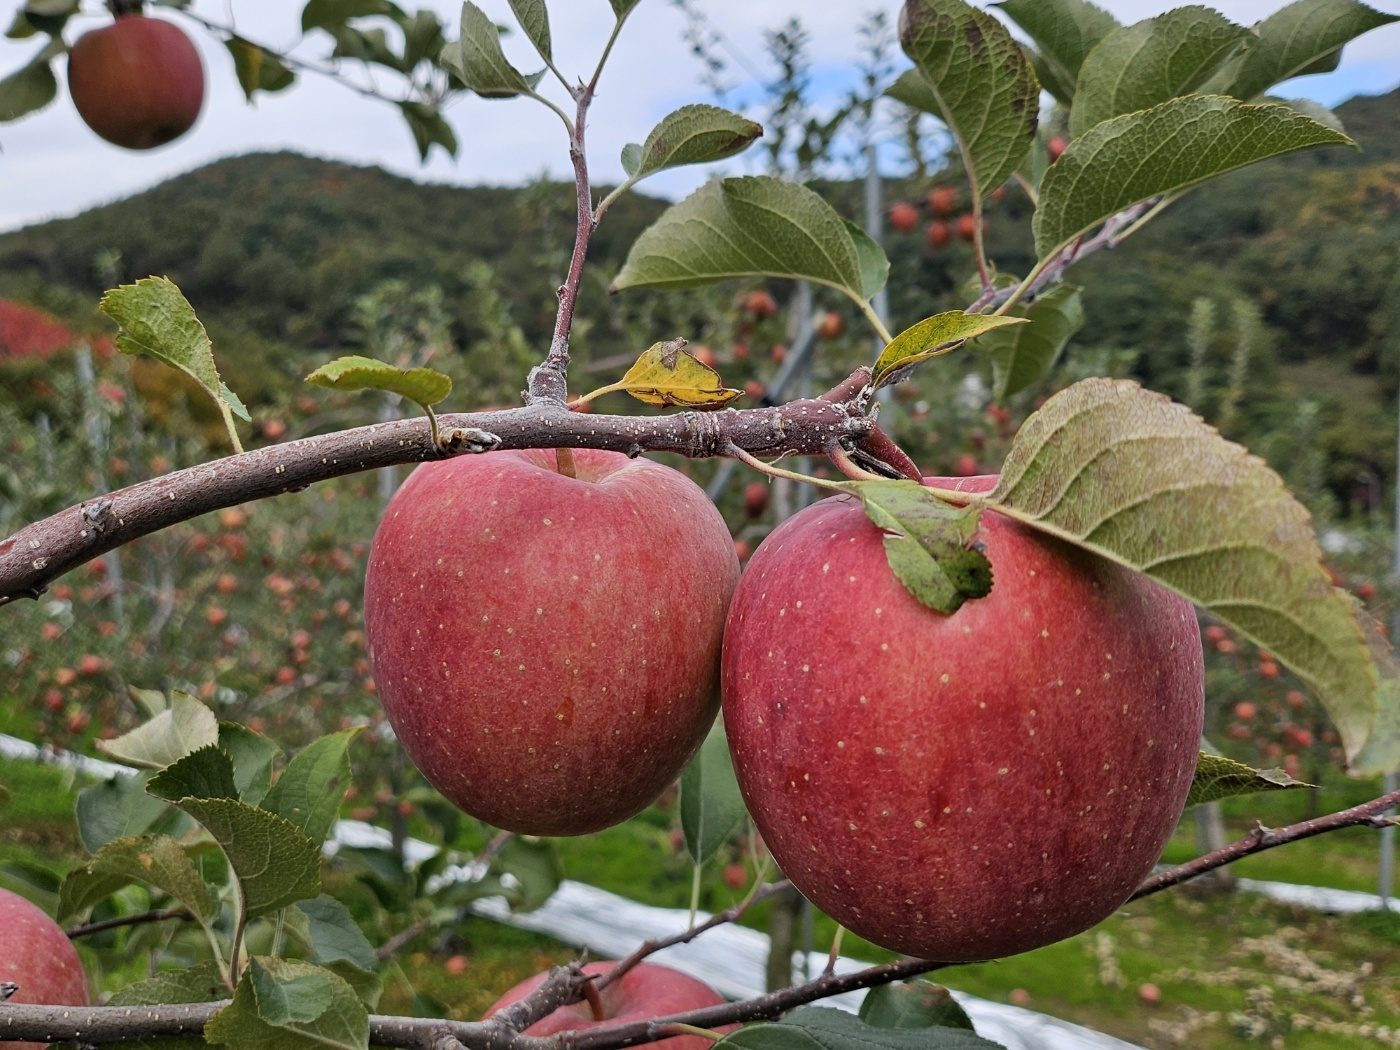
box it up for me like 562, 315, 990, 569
1, 88, 1397, 507
0, 152, 671, 401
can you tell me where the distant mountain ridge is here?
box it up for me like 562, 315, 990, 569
1, 88, 1397, 505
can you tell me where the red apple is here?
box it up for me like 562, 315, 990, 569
955, 213, 980, 242
927, 186, 958, 217
722, 475, 1204, 961
0, 889, 89, 1050
889, 202, 920, 232
816, 312, 844, 340
66, 15, 204, 150
1048, 136, 1068, 163
743, 482, 770, 518
743, 291, 778, 319
364, 449, 740, 835
925, 220, 950, 248
484, 962, 727, 1049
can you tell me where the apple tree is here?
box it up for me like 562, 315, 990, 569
3, 0, 1400, 1048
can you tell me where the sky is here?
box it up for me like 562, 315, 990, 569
1, 0, 1398, 233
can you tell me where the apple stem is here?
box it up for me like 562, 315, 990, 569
554, 447, 578, 479
823, 926, 846, 977
827, 445, 886, 482
581, 976, 607, 1022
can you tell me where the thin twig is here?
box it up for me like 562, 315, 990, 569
67, 908, 193, 940
596, 881, 793, 992
1130, 788, 1400, 901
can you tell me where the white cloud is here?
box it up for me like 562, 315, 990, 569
0, 0, 1396, 232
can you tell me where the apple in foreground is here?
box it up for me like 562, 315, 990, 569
67, 15, 204, 150
722, 475, 1204, 961
0, 888, 89, 1050
364, 449, 740, 836
484, 962, 727, 1050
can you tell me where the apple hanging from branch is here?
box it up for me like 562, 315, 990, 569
66, 12, 204, 150
0, 889, 89, 1050
364, 448, 740, 836
722, 475, 1204, 962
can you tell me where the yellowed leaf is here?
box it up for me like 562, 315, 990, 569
584, 338, 742, 409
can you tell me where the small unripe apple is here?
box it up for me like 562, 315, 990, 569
927, 185, 958, 217
889, 202, 920, 232
67, 15, 204, 150
722, 476, 1204, 961
0, 889, 89, 1050
926, 220, 950, 248
365, 449, 740, 836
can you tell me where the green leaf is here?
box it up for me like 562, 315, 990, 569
206, 958, 368, 1050
985, 378, 1381, 767
329, 25, 397, 65
108, 963, 227, 1050
292, 896, 379, 973
396, 9, 445, 70
995, 0, 1118, 103
12, 0, 79, 37
183, 800, 322, 915
1187, 752, 1313, 807
845, 221, 892, 303
219, 722, 283, 808
0, 41, 58, 122
680, 720, 747, 864
301, 0, 397, 32
441, 2, 531, 98
611, 176, 885, 305
972, 284, 1084, 401
147, 745, 240, 803
716, 1006, 1001, 1048
898, 0, 1040, 199
76, 772, 171, 853
99, 278, 250, 448
109, 962, 229, 1006
226, 37, 296, 100
609, 0, 642, 19
620, 142, 642, 176
398, 101, 458, 161
626, 104, 762, 181
507, 0, 551, 61
1032, 96, 1352, 261
856, 481, 993, 615
1201, 0, 1397, 102
261, 730, 358, 845
58, 834, 217, 924
873, 311, 1028, 388
96, 692, 220, 770
583, 338, 741, 409
491, 836, 561, 912
859, 981, 975, 1032
304, 354, 451, 407
1069, 7, 1252, 137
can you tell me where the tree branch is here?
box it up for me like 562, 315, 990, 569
0, 397, 872, 605
1130, 788, 1400, 901
67, 909, 193, 940
0, 957, 945, 1049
